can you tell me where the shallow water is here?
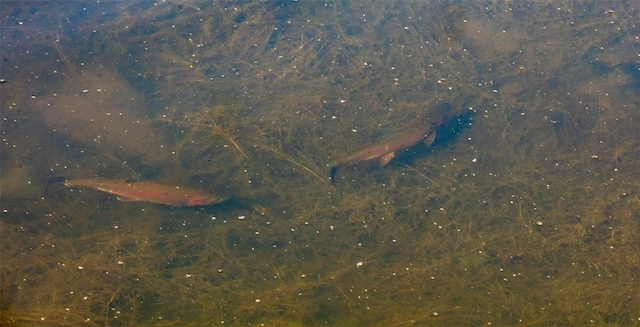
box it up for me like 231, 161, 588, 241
1, 1, 639, 326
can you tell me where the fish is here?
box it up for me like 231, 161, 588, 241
329, 102, 450, 184
63, 178, 230, 206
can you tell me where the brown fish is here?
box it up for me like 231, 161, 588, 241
329, 102, 450, 184
63, 178, 229, 206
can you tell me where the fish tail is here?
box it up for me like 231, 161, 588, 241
44, 176, 69, 197
329, 166, 338, 185
228, 197, 267, 215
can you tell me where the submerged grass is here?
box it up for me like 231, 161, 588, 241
1, 0, 639, 326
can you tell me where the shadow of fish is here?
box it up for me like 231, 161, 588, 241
329, 102, 450, 184
63, 178, 230, 206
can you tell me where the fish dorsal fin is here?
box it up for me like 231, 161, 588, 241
378, 152, 395, 167
423, 131, 436, 147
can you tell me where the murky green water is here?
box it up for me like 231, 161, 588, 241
2, 1, 639, 326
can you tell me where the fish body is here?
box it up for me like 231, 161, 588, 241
63, 178, 229, 206
329, 102, 450, 184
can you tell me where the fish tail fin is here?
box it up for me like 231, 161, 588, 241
228, 197, 268, 216
44, 176, 69, 197
329, 166, 338, 185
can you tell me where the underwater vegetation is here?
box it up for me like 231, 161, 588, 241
1, 1, 639, 325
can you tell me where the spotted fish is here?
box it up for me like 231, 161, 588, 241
329, 102, 450, 184
63, 178, 229, 206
